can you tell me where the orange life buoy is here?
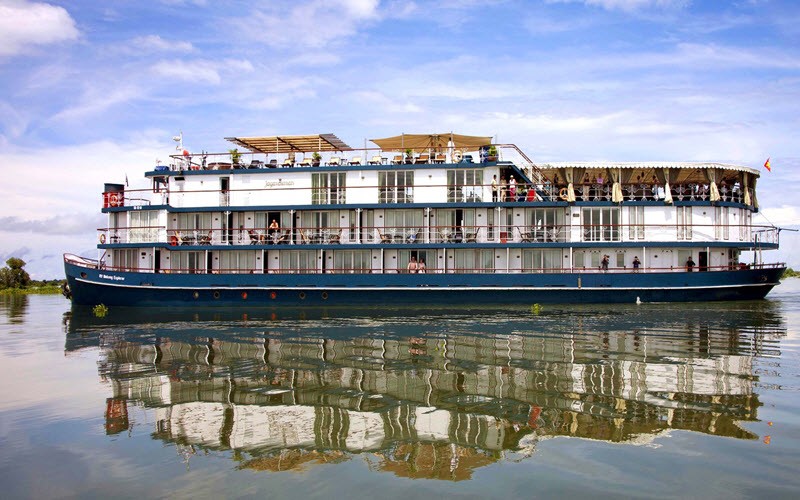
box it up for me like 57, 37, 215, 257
559, 188, 568, 201
109, 193, 120, 207
99, 233, 106, 244
169, 235, 178, 246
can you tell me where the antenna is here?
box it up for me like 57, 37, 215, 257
173, 131, 183, 151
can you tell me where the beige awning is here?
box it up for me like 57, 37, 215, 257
225, 134, 353, 154
370, 133, 492, 151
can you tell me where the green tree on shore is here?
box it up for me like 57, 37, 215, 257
0, 257, 31, 289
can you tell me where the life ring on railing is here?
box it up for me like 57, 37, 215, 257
169, 235, 178, 246
453, 150, 463, 162
99, 234, 106, 244
109, 193, 120, 207
559, 188, 569, 201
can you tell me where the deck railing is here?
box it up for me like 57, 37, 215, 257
104, 181, 756, 208
97, 223, 780, 247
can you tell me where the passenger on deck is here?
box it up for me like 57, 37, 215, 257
407, 257, 418, 274
633, 256, 641, 272
418, 258, 426, 273
268, 219, 279, 241
686, 256, 695, 272
601, 254, 609, 272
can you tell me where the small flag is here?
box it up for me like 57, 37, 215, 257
764, 157, 771, 172
125, 174, 129, 187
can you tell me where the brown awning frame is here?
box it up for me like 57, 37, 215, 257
225, 134, 353, 154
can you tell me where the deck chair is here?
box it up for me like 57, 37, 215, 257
369, 155, 383, 165
378, 230, 392, 244
463, 228, 478, 243
248, 230, 260, 245
282, 155, 295, 167
391, 155, 403, 165
328, 230, 341, 244
268, 159, 278, 168
328, 157, 341, 166
415, 153, 430, 164
298, 157, 312, 167
349, 157, 362, 165
433, 153, 446, 163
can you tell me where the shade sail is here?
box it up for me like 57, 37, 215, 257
225, 134, 353, 154
370, 133, 493, 151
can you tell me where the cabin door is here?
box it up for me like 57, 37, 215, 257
154, 249, 161, 273
699, 251, 708, 271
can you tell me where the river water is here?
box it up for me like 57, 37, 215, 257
1, 281, 799, 499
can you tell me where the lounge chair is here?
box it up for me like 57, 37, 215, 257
282, 156, 294, 167
433, 153, 446, 164
248, 230, 261, 245
415, 153, 430, 164
298, 157, 312, 167
369, 155, 383, 165
328, 230, 341, 244
378, 230, 392, 244
391, 155, 403, 165
328, 157, 341, 166
349, 157, 362, 165
268, 159, 278, 168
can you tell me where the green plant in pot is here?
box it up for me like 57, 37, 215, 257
312, 152, 321, 166
229, 148, 241, 166
405, 148, 414, 163
486, 145, 498, 162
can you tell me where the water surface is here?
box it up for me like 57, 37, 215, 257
2, 282, 800, 499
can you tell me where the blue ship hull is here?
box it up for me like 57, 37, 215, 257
64, 260, 784, 307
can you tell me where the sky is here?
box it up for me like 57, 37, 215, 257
0, 0, 798, 279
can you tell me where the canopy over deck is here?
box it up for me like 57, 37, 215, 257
225, 134, 353, 154
370, 133, 493, 151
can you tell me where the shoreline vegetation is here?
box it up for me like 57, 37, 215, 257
0, 257, 65, 295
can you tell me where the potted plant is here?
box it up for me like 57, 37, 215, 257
229, 148, 241, 167
405, 148, 414, 164
486, 145, 498, 162
312, 152, 321, 167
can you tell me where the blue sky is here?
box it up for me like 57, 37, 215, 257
1, 0, 798, 279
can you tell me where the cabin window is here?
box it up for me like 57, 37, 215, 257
525, 208, 564, 241
129, 210, 159, 243
447, 169, 483, 202
280, 251, 316, 274
523, 249, 561, 273
171, 251, 203, 274
453, 249, 494, 273
582, 208, 620, 242
112, 249, 140, 271
676, 206, 692, 240
715, 207, 730, 240
218, 251, 256, 274
312, 172, 346, 205
301, 211, 336, 233
379, 170, 414, 203
385, 210, 423, 238
333, 250, 371, 274
628, 206, 644, 240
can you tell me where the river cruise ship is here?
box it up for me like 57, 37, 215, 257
63, 132, 784, 306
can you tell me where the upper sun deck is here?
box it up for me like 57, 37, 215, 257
104, 132, 760, 211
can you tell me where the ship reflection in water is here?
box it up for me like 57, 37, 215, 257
65, 303, 785, 480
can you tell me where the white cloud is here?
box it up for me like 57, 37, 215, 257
0, 0, 80, 57
547, 0, 688, 12
233, 0, 381, 49
150, 58, 254, 85
129, 35, 194, 54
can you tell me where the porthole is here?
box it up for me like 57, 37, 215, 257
299, 292, 306, 300
80, 272, 87, 278
321, 291, 329, 300
213, 291, 220, 299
